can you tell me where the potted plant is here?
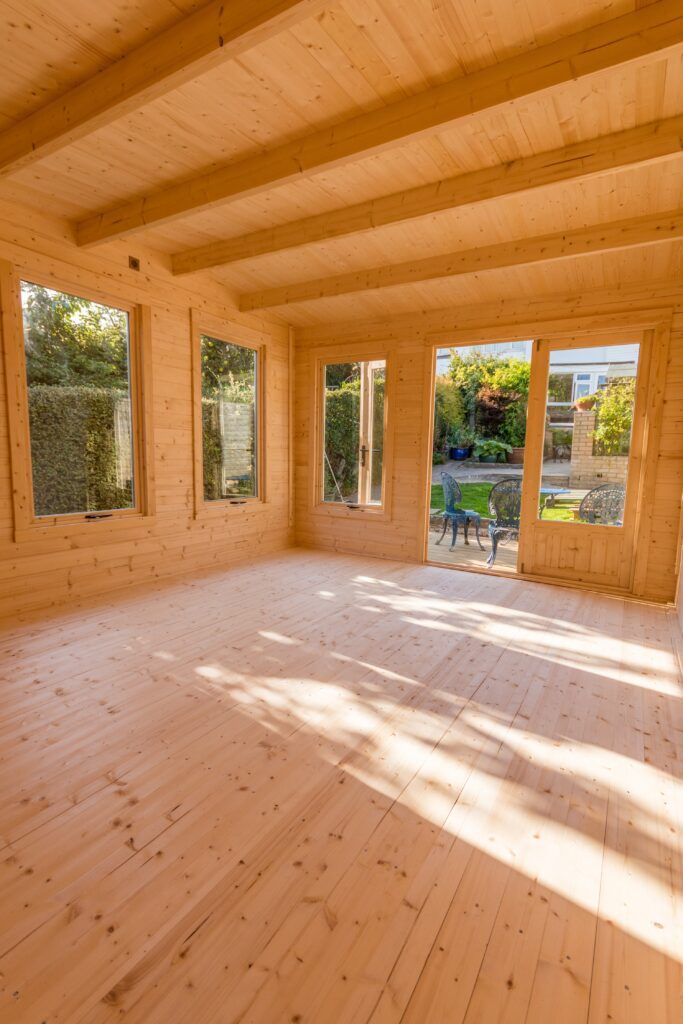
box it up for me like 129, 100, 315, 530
574, 393, 598, 411
448, 426, 475, 461
474, 438, 512, 463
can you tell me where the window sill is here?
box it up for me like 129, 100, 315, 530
14, 513, 155, 544
311, 502, 391, 523
193, 498, 268, 521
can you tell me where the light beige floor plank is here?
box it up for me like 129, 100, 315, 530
0, 550, 680, 1024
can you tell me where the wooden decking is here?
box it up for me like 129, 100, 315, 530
0, 550, 681, 1023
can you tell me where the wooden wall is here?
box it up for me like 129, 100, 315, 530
294, 284, 683, 604
0, 196, 293, 619
1, 194, 681, 615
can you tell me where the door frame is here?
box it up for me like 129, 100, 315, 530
420, 310, 672, 596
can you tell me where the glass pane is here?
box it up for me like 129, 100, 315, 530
323, 362, 361, 503
539, 342, 640, 526
200, 335, 257, 499
369, 364, 385, 504
322, 360, 386, 505
20, 281, 135, 517
428, 341, 532, 574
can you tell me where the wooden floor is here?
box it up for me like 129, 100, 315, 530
427, 530, 518, 572
1, 550, 681, 1023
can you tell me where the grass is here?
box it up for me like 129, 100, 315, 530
430, 482, 576, 522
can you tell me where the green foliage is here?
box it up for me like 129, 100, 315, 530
548, 373, 573, 404
448, 352, 529, 442
433, 376, 466, 452
592, 377, 636, 455
473, 437, 512, 459
200, 337, 257, 499
22, 283, 129, 389
200, 335, 255, 400
449, 353, 530, 404
370, 369, 386, 495
323, 370, 385, 501
446, 424, 476, 448
499, 399, 527, 447
324, 377, 360, 500
28, 385, 133, 516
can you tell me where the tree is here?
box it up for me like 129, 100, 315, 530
200, 334, 256, 401
433, 376, 466, 451
448, 352, 530, 442
22, 283, 129, 389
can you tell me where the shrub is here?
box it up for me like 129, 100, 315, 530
593, 377, 636, 455
28, 384, 133, 516
475, 385, 517, 438
499, 398, 527, 447
433, 376, 465, 452
474, 437, 512, 460
323, 378, 361, 500
448, 353, 529, 444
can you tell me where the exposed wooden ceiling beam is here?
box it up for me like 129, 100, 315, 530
238, 209, 683, 310
296, 280, 679, 346
76, 0, 683, 247
171, 115, 683, 274
0, 0, 324, 177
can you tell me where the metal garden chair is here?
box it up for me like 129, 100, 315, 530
578, 482, 625, 525
486, 477, 522, 567
435, 472, 484, 551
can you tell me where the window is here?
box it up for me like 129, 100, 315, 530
200, 334, 259, 500
322, 359, 386, 506
19, 280, 138, 519
572, 373, 593, 402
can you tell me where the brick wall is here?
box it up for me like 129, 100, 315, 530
569, 410, 628, 488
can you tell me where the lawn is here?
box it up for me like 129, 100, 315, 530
430, 483, 575, 522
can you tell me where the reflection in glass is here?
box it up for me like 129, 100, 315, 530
201, 335, 257, 499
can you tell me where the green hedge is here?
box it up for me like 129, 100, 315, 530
323, 381, 360, 500
28, 385, 133, 516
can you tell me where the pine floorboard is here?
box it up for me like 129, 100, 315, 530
0, 549, 681, 1023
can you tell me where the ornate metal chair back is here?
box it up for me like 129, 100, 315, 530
488, 478, 522, 527
578, 483, 625, 525
441, 472, 463, 513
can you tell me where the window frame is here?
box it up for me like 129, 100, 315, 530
310, 345, 393, 521
0, 261, 155, 541
190, 308, 266, 518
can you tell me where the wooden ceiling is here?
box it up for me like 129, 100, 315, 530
0, 0, 682, 326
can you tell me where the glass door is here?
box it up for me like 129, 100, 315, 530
518, 332, 647, 590
425, 332, 649, 591
426, 340, 533, 574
